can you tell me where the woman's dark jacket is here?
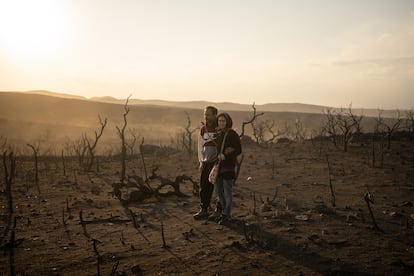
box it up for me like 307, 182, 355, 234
216, 128, 242, 179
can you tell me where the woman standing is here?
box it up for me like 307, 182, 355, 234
214, 112, 242, 224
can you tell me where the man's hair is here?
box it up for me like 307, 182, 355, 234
205, 105, 218, 115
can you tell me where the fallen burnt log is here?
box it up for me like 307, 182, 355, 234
154, 175, 194, 197
112, 173, 198, 204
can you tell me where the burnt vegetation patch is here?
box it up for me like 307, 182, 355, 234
1, 99, 414, 274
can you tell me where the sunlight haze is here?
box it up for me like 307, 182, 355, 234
1, 0, 413, 109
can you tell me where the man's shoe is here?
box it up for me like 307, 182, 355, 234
193, 208, 208, 220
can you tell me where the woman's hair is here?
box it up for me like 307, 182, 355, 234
217, 112, 233, 128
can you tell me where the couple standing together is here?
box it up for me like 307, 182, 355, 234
193, 106, 242, 225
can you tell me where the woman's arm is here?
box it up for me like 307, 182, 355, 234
222, 130, 241, 160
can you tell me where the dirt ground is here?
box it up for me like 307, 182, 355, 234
1, 138, 414, 275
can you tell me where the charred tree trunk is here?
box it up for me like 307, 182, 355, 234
116, 96, 131, 183
239, 102, 264, 138
371, 134, 376, 167
1, 151, 16, 247
85, 116, 107, 172
139, 138, 153, 192
61, 150, 66, 177
27, 144, 40, 193
183, 111, 197, 156
326, 154, 336, 207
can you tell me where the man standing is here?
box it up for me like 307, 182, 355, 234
193, 106, 219, 219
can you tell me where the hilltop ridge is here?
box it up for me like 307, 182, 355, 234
1, 90, 403, 118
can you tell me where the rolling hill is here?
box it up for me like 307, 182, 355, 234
18, 90, 403, 117
0, 91, 403, 151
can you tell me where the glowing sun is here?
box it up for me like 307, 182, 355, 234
0, 0, 67, 63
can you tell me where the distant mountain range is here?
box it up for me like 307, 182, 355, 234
0, 90, 404, 147
9, 90, 403, 118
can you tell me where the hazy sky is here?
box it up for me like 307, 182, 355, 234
1, 0, 413, 109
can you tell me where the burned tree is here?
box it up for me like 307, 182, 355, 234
323, 108, 340, 147
139, 137, 151, 191
70, 138, 88, 168
326, 154, 336, 207
293, 118, 307, 143
310, 127, 328, 158
126, 128, 139, 156
405, 109, 414, 140
266, 120, 286, 143
323, 106, 363, 152
1, 151, 16, 242
1, 150, 17, 276
251, 119, 267, 144
114, 170, 197, 204
337, 107, 363, 152
364, 191, 381, 232
239, 102, 264, 138
116, 96, 131, 183
61, 150, 66, 177
251, 119, 285, 145
182, 111, 198, 156
84, 116, 107, 172
371, 110, 386, 167
376, 109, 403, 150
26, 143, 40, 192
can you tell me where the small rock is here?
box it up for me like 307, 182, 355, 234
402, 201, 413, 207
295, 214, 309, 221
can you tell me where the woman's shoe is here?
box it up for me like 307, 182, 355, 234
218, 214, 231, 225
